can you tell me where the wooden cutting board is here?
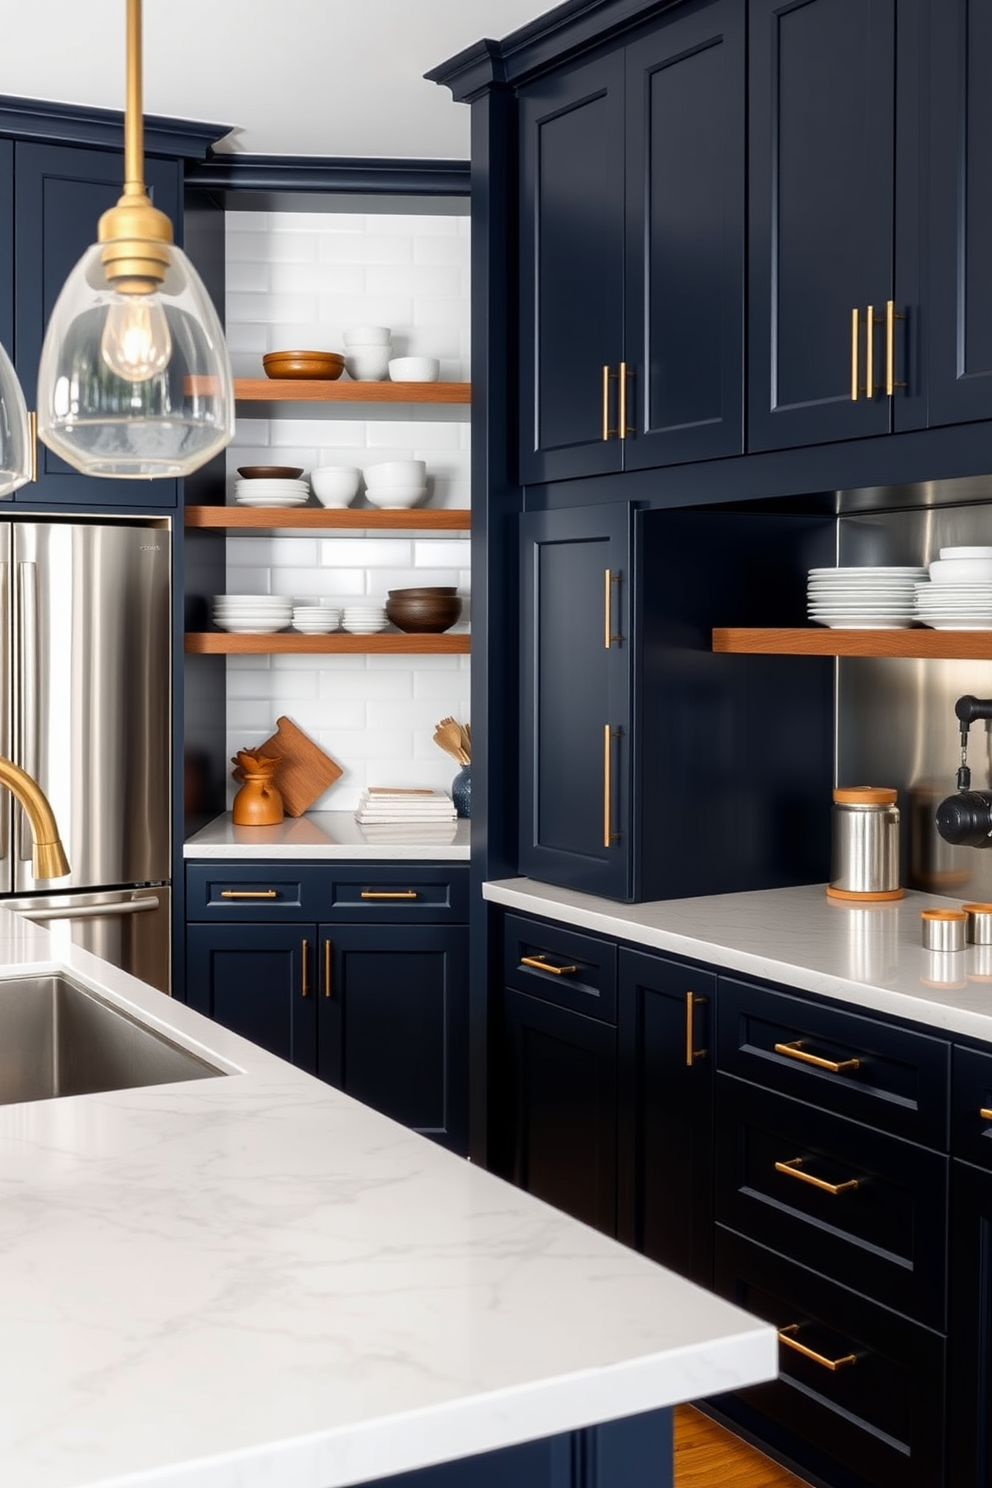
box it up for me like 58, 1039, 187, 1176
234, 716, 342, 816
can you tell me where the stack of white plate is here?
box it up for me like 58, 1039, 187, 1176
807, 566, 927, 628
914, 546, 992, 629
234, 478, 310, 508
341, 604, 388, 635
292, 605, 341, 634
213, 594, 293, 634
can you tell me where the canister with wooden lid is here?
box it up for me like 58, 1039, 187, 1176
827, 786, 903, 901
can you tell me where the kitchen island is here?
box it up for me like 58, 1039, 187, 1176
0, 907, 774, 1488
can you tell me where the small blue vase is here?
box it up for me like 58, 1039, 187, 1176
451, 764, 472, 819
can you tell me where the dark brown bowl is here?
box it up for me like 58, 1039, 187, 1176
237, 466, 304, 480
386, 594, 463, 634
263, 351, 345, 381
387, 587, 458, 598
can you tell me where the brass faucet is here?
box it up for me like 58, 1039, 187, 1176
0, 759, 70, 879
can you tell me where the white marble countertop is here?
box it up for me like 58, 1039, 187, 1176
483, 877, 992, 1043
184, 811, 471, 860
0, 909, 774, 1488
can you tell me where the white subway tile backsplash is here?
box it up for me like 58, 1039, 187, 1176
269, 261, 366, 297
226, 261, 270, 294
367, 264, 462, 298
413, 540, 471, 567
319, 538, 414, 568
414, 234, 473, 266
228, 291, 319, 325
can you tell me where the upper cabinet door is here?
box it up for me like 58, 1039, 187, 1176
518, 52, 626, 485
929, 0, 992, 428
623, 0, 745, 469
748, 0, 895, 452
13, 142, 182, 508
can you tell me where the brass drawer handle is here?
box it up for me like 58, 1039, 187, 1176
866, 302, 875, 397
324, 939, 332, 999
28, 410, 37, 483
774, 1039, 860, 1074
778, 1324, 856, 1372
775, 1156, 859, 1196
850, 307, 860, 401
980, 1107, 992, 1121
602, 365, 617, 440
360, 890, 419, 900
220, 889, 279, 900
618, 360, 629, 440
885, 299, 906, 396
519, 953, 578, 977
301, 938, 309, 998
685, 991, 707, 1066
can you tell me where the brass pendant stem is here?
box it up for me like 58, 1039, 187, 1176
125, 0, 144, 197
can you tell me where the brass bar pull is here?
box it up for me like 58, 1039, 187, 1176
324, 939, 332, 998
602, 365, 612, 440
850, 308, 859, 401
774, 1039, 860, 1074
359, 890, 418, 900
775, 1156, 859, 1196
604, 569, 612, 649
520, 954, 578, 976
685, 991, 708, 1066
865, 304, 874, 398
220, 889, 279, 900
778, 1325, 857, 1372
885, 300, 906, 396
301, 939, 310, 998
604, 723, 611, 848
980, 1108, 992, 1121
28, 411, 37, 483
618, 360, 628, 440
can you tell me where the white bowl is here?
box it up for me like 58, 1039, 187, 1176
345, 349, 390, 381
929, 558, 992, 584
342, 326, 391, 346
939, 547, 992, 560
310, 466, 361, 505
388, 357, 440, 382
363, 459, 427, 485
364, 486, 427, 509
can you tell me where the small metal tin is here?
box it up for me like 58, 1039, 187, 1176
921, 908, 968, 952
963, 902, 992, 945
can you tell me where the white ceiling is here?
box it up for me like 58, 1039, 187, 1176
0, 1, 551, 160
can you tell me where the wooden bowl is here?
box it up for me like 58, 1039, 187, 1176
263, 351, 345, 381
237, 466, 304, 480
385, 593, 463, 634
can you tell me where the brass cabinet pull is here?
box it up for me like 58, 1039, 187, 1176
775, 1156, 859, 1196
603, 570, 622, 649
301, 938, 310, 998
220, 889, 279, 900
778, 1324, 857, 1372
865, 304, 875, 398
685, 991, 708, 1066
602, 365, 614, 440
520, 953, 578, 976
850, 308, 860, 401
618, 360, 628, 440
360, 890, 419, 899
324, 939, 332, 998
28, 411, 37, 483
885, 300, 906, 396
980, 1108, 992, 1122
774, 1039, 860, 1074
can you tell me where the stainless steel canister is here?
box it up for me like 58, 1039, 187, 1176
921, 908, 967, 952
963, 902, 992, 945
827, 786, 903, 901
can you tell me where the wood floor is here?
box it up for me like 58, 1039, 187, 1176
674, 1406, 809, 1488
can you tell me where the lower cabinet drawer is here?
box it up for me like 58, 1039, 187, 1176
952, 1044, 992, 1171
503, 914, 617, 1023
715, 1075, 948, 1328
713, 1228, 946, 1488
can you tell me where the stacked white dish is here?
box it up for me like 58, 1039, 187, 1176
292, 605, 341, 634
807, 566, 926, 628
343, 326, 391, 382
914, 546, 992, 629
341, 603, 388, 635
213, 595, 293, 634
234, 477, 310, 508
363, 459, 427, 510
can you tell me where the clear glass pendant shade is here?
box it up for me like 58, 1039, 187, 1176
0, 339, 31, 495
36, 241, 234, 479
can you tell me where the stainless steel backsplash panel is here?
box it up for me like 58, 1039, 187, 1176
837, 502, 992, 901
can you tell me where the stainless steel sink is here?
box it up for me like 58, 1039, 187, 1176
0, 974, 223, 1105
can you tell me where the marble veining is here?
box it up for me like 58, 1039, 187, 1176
483, 878, 992, 1042
0, 908, 773, 1488
184, 812, 470, 861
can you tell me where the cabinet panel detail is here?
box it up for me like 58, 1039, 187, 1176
503, 913, 617, 1022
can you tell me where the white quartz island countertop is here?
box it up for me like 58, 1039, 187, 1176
484, 877, 992, 1042
184, 811, 470, 860
0, 909, 774, 1488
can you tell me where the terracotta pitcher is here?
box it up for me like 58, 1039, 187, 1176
232, 750, 285, 826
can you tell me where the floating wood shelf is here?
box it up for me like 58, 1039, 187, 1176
713, 627, 992, 659
185, 633, 471, 656
234, 378, 470, 404
184, 506, 470, 531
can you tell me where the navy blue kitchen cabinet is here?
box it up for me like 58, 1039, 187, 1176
12, 142, 182, 508
748, 0, 925, 451
948, 1046, 992, 1488
0, 142, 12, 363
517, 0, 745, 485
616, 950, 715, 1288
185, 861, 469, 1153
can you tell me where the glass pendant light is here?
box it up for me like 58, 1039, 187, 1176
0, 340, 31, 495
36, 0, 234, 479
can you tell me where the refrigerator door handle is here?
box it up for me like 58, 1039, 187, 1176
17, 560, 38, 864
16, 894, 161, 924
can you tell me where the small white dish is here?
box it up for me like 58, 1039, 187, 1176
310, 466, 361, 505
938, 547, 992, 560
345, 348, 390, 381
343, 326, 390, 346
929, 558, 992, 584
388, 357, 440, 383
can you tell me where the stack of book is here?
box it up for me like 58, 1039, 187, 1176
354, 787, 458, 840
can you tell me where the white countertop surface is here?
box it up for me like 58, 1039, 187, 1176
0, 909, 774, 1488
483, 877, 992, 1042
184, 811, 471, 860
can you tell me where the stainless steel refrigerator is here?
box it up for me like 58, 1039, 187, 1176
0, 519, 171, 991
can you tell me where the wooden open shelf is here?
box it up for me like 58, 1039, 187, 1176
713, 627, 992, 659
185, 506, 470, 531
185, 633, 471, 656
234, 378, 470, 404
